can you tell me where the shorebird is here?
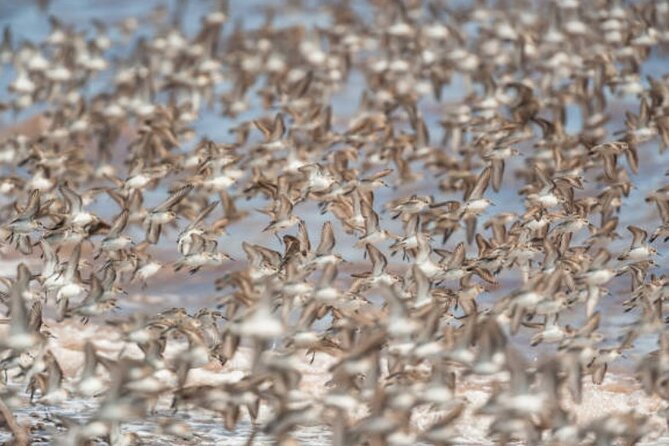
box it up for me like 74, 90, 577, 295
5, 189, 43, 254
173, 234, 232, 274
0, 264, 44, 352
67, 273, 118, 323
576, 249, 618, 317
55, 242, 86, 318
76, 341, 109, 397
59, 184, 101, 230
618, 226, 657, 262
350, 243, 398, 292
354, 194, 395, 247
96, 209, 132, 258
28, 349, 68, 405
590, 140, 638, 179
254, 112, 288, 152
459, 166, 494, 244
144, 184, 194, 244
261, 194, 302, 235
176, 200, 219, 255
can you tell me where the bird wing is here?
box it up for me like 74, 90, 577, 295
627, 225, 648, 248
60, 185, 83, 214
188, 201, 219, 230
155, 184, 193, 212
468, 166, 491, 200
315, 221, 335, 256
107, 209, 129, 238
367, 244, 387, 277
20, 189, 41, 219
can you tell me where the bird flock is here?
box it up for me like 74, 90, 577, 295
1, 0, 669, 444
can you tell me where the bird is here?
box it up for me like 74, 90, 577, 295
96, 209, 132, 258
261, 194, 302, 235
618, 225, 657, 262
459, 166, 494, 244
144, 184, 194, 244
